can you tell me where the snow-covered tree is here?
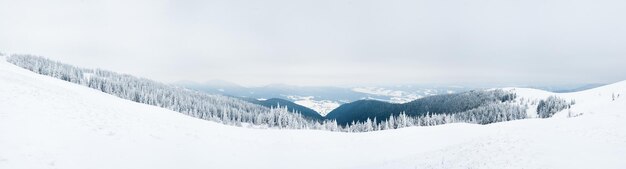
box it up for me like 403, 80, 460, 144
536, 96, 573, 118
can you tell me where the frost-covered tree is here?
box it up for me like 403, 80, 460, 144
613, 93, 616, 101
537, 96, 573, 118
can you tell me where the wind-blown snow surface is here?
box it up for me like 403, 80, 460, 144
1, 58, 625, 169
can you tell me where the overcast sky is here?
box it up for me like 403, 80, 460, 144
1, 0, 625, 86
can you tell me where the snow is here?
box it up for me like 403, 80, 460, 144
352, 87, 421, 103
351, 87, 462, 104
1, 58, 625, 169
287, 95, 340, 116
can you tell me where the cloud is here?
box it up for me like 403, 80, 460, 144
1, 0, 625, 86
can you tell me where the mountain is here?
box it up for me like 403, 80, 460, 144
1, 56, 625, 169
175, 81, 326, 119
177, 82, 360, 115
552, 83, 607, 93
241, 98, 324, 120
179, 82, 471, 116
206, 80, 247, 93
177, 81, 362, 101
326, 90, 516, 125
174, 80, 251, 96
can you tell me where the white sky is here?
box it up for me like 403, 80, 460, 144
1, 0, 625, 86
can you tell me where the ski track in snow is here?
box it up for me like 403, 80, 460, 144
1, 59, 625, 169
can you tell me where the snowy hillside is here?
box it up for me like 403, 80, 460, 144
1, 58, 625, 169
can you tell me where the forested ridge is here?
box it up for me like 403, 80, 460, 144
326, 90, 518, 125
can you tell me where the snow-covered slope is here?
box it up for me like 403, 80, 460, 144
1, 58, 625, 169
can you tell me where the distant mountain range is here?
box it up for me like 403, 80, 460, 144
175, 80, 369, 102
177, 80, 604, 120
175, 80, 471, 116
551, 83, 606, 93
